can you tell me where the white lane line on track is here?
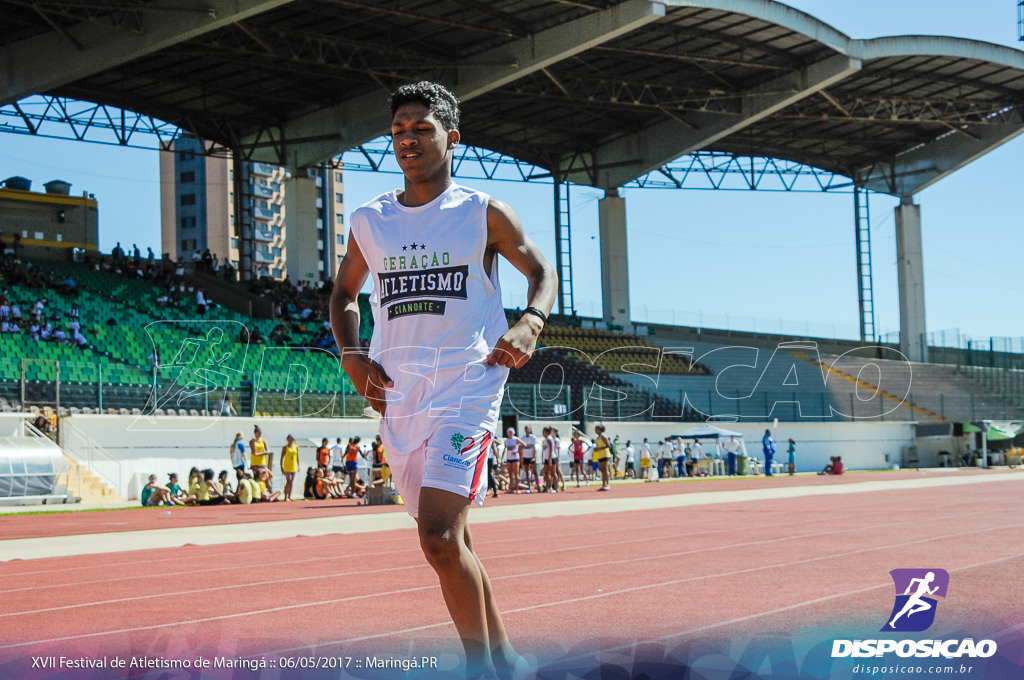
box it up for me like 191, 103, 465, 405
5, 517, 1020, 652
259, 528, 1024, 655
581, 552, 1024, 663
0, 513, 697, 580
0, 498, 994, 613
0, 514, 933, 617
2, 471, 1018, 562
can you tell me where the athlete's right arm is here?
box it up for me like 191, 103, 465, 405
329, 236, 393, 416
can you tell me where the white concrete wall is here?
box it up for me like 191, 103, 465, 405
64, 414, 384, 499
571, 420, 915, 474
59, 414, 932, 498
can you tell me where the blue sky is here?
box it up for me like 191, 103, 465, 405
1, 1, 1022, 345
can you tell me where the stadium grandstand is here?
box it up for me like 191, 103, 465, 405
2, 252, 1022, 427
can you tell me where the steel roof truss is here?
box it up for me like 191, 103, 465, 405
242, 0, 666, 167
564, 52, 862, 188
0, 0, 296, 106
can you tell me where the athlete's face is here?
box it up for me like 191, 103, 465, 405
391, 103, 458, 182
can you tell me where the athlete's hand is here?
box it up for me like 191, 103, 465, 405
342, 353, 393, 416
487, 317, 543, 368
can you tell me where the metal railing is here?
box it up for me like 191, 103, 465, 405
59, 420, 123, 498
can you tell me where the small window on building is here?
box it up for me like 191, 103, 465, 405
180, 216, 197, 229
179, 150, 195, 162
179, 171, 195, 183
335, 172, 343, 183
336, 234, 344, 245
336, 214, 344, 224
272, 268, 282, 278
273, 247, 281, 257
335, 193, 343, 203
181, 238, 197, 252
231, 238, 239, 249
180, 193, 196, 206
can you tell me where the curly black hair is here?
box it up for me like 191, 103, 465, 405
388, 81, 460, 131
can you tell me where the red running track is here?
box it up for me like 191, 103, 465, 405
0, 471, 1022, 674
0, 468, 990, 540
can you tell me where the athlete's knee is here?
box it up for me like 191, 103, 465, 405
419, 526, 464, 570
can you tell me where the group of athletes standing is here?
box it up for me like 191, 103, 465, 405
497, 423, 617, 494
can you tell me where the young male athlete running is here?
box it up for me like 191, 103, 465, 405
330, 81, 556, 679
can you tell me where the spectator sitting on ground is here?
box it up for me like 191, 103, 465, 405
320, 468, 346, 498
255, 468, 283, 502
217, 470, 238, 503
141, 474, 173, 507
819, 456, 845, 476
235, 470, 254, 504
303, 467, 318, 500
351, 476, 367, 499
200, 468, 229, 504
166, 473, 191, 505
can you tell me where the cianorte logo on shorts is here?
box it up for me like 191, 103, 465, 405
443, 433, 474, 469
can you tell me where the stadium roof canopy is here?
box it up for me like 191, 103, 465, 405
3, 0, 1024, 196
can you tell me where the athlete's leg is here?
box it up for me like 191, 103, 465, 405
418, 486, 493, 678
462, 523, 522, 675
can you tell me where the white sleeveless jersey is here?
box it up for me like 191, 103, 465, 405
521, 434, 536, 458
504, 437, 521, 461
351, 183, 510, 451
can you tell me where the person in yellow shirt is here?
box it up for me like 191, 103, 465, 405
280, 434, 300, 501
593, 425, 612, 491
255, 467, 282, 502
249, 425, 269, 471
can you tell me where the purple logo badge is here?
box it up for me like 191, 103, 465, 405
882, 569, 949, 632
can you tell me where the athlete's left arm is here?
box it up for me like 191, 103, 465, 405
484, 199, 558, 368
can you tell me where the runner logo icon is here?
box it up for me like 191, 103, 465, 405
882, 568, 949, 632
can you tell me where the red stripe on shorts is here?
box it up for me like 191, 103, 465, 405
469, 432, 490, 500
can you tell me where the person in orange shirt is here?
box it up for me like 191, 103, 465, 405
344, 436, 362, 498
316, 437, 331, 470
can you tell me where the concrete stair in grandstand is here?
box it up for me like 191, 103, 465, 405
61, 454, 123, 504
822, 355, 1024, 422
794, 353, 943, 423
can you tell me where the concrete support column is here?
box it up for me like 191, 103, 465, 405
598, 188, 630, 327
895, 198, 928, 362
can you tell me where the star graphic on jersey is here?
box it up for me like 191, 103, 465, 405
410, 242, 419, 250
401, 245, 408, 251
420, 243, 427, 250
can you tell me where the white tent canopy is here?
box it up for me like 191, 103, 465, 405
670, 425, 749, 458
673, 425, 744, 440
